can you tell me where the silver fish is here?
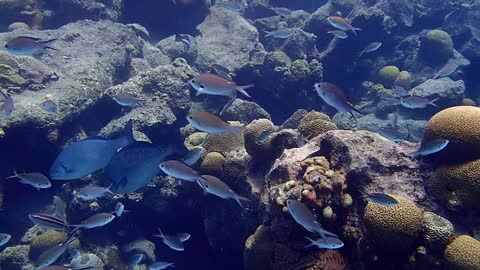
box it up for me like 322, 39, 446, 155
314, 82, 362, 120
271, 7, 292, 17
159, 160, 200, 182
433, 62, 459, 79
359, 42, 382, 56
154, 228, 190, 251
197, 175, 250, 207
258, 130, 272, 144
0, 233, 11, 247
127, 254, 143, 267
377, 126, 402, 142
175, 34, 191, 52
40, 100, 58, 113
286, 200, 338, 239
305, 236, 344, 249
35, 231, 77, 269
182, 147, 205, 166
112, 92, 145, 107
400, 96, 438, 109
327, 16, 360, 36
189, 73, 253, 98
265, 28, 294, 39
211, 64, 232, 81
217, 1, 242, 12
359, 190, 398, 207
186, 111, 244, 136
114, 202, 126, 217
0, 95, 14, 118
6, 170, 51, 189
149, 261, 175, 270
53, 196, 67, 224
465, 24, 480, 42
39, 266, 94, 270
29, 213, 69, 231
414, 139, 449, 157
5, 36, 57, 56
76, 185, 113, 200
327, 30, 348, 39
72, 213, 115, 229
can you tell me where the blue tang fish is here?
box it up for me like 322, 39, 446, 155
104, 141, 176, 193
49, 121, 135, 180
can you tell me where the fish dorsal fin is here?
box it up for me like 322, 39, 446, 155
17, 36, 41, 40
81, 135, 107, 141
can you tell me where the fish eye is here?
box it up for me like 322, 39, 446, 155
199, 84, 205, 89
191, 79, 195, 83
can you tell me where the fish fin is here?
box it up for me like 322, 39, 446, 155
264, 31, 272, 37
195, 91, 203, 96
429, 98, 439, 107
304, 237, 315, 248
154, 228, 164, 238
235, 85, 253, 98
40, 38, 59, 50
233, 196, 245, 208
359, 50, 364, 57
195, 177, 207, 190
6, 169, 18, 179
227, 125, 244, 137
122, 120, 136, 145
106, 184, 114, 194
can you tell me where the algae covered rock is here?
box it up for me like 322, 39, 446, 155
244, 225, 274, 270
422, 106, 480, 162
200, 151, 225, 175
8, 22, 30, 31
428, 159, 480, 211
220, 99, 271, 124
443, 235, 480, 270
421, 30, 454, 65
363, 195, 423, 253
0, 244, 32, 270
377, 66, 400, 87
244, 118, 276, 160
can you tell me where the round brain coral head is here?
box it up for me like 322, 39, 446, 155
363, 195, 423, 254
444, 235, 480, 270
428, 159, 480, 211
298, 111, 336, 139
422, 106, 480, 162
244, 118, 276, 160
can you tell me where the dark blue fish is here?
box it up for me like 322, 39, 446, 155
359, 190, 398, 207
40, 100, 58, 113
104, 141, 176, 194
49, 121, 135, 180
0, 95, 14, 118
6, 36, 58, 56
175, 34, 191, 52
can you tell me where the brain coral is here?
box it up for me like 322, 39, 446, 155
443, 235, 480, 270
30, 231, 68, 258
363, 195, 423, 253
297, 111, 336, 139
428, 159, 480, 211
377, 66, 400, 87
244, 225, 274, 270
422, 106, 480, 162
202, 130, 245, 154
200, 152, 225, 175
244, 118, 275, 160
421, 30, 454, 65
421, 211, 455, 251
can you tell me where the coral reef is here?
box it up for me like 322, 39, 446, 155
29, 231, 68, 258
200, 151, 225, 175
443, 235, 480, 270
297, 111, 337, 139
244, 225, 273, 270
377, 66, 400, 87
422, 106, 480, 162
220, 99, 271, 124
428, 159, 480, 211
421, 211, 455, 252
0, 245, 32, 270
363, 195, 423, 253
243, 118, 276, 160
421, 30, 454, 65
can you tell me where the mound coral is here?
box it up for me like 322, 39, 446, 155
244, 118, 276, 160
363, 195, 423, 253
297, 111, 336, 139
200, 151, 225, 175
421, 30, 454, 65
428, 159, 480, 211
421, 211, 455, 251
422, 106, 480, 161
29, 231, 68, 258
202, 129, 245, 154
224, 149, 251, 180
184, 132, 207, 149
461, 98, 476, 106
394, 70, 411, 90
378, 66, 400, 87
244, 225, 274, 270
443, 235, 480, 270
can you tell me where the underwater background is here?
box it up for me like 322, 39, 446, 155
0, 0, 479, 269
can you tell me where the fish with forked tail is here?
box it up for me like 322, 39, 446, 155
314, 82, 362, 120
189, 73, 253, 98
6, 36, 58, 55
187, 111, 244, 136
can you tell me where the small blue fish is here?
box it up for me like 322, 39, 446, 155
327, 30, 348, 39
175, 34, 191, 52
154, 228, 191, 251
6, 169, 51, 189
258, 130, 272, 144
359, 42, 382, 56
314, 82, 362, 120
217, 1, 242, 12
149, 261, 175, 270
71, 213, 115, 229
0, 95, 14, 118
159, 160, 200, 182
127, 254, 143, 268
359, 190, 398, 207
182, 147, 205, 166
414, 139, 449, 157
377, 127, 402, 142
76, 185, 113, 200
305, 236, 344, 249
113, 202, 127, 217
112, 92, 144, 107
271, 7, 292, 17
40, 100, 58, 113
5, 36, 58, 56
265, 28, 294, 39
197, 175, 250, 207
49, 120, 135, 180
286, 200, 338, 239
35, 231, 77, 269
400, 96, 439, 109
0, 233, 11, 247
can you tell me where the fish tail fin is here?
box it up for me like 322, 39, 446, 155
6, 169, 18, 179
154, 227, 164, 239
304, 237, 315, 248
233, 195, 250, 208
429, 98, 439, 107
40, 38, 59, 50
265, 31, 272, 37
235, 85, 253, 98
106, 184, 114, 194
352, 27, 361, 36
122, 120, 136, 145
227, 125, 244, 137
